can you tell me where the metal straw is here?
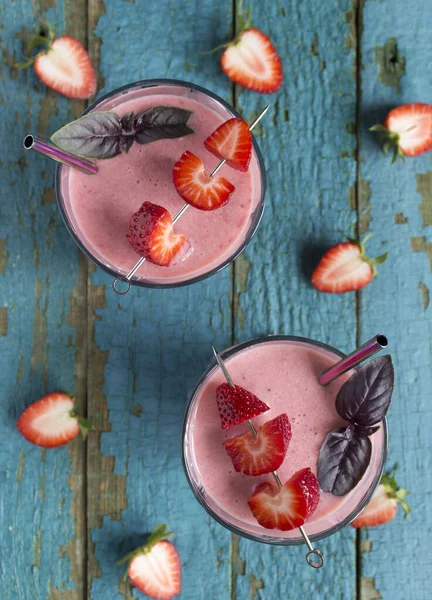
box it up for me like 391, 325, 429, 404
23, 135, 98, 175
112, 105, 271, 295
318, 334, 388, 386
212, 346, 324, 569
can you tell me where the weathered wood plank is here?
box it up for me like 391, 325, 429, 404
359, 2, 432, 599
0, 1, 87, 599
233, 1, 359, 598
86, 1, 234, 597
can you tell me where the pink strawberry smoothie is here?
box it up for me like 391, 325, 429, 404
183, 338, 386, 541
58, 84, 263, 285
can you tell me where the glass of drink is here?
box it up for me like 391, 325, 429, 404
182, 335, 387, 545
55, 79, 266, 289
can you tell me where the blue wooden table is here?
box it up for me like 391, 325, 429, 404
1, 1, 431, 598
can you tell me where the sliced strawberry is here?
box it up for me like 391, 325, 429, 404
311, 240, 388, 294
204, 118, 252, 172
216, 383, 270, 430
17, 392, 92, 448
223, 413, 291, 475
371, 103, 432, 162
172, 151, 235, 211
126, 201, 191, 267
248, 468, 320, 531
121, 525, 181, 600
221, 28, 282, 94
351, 468, 410, 528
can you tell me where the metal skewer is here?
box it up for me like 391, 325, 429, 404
212, 346, 324, 569
112, 105, 271, 295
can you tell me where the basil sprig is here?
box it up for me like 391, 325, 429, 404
51, 106, 194, 159
317, 355, 394, 496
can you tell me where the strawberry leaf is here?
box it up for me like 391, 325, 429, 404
117, 524, 173, 566
373, 252, 388, 265
317, 425, 372, 495
335, 355, 394, 426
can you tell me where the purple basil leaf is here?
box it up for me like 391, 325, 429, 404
121, 111, 135, 134
358, 425, 380, 436
51, 112, 123, 159
134, 106, 194, 145
335, 355, 394, 426
317, 425, 372, 496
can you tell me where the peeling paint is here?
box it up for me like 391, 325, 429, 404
87, 280, 128, 585
417, 171, 432, 226
31, 277, 48, 390
411, 236, 432, 270
216, 546, 223, 569
344, 8, 357, 50
394, 212, 408, 224
418, 282, 430, 310
375, 37, 406, 93
360, 539, 372, 552
88, 0, 107, 92
310, 33, 319, 56
348, 179, 372, 232
130, 403, 142, 417
38, 94, 59, 139
33, 528, 42, 568
42, 186, 55, 206
0, 307, 8, 335
249, 573, 264, 599
231, 534, 246, 594
234, 254, 251, 331
345, 121, 356, 134
16, 450, 25, 482
279, 6, 286, 17
361, 577, 383, 600
0, 239, 9, 273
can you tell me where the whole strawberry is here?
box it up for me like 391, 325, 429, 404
311, 237, 388, 294
351, 466, 410, 528
118, 524, 181, 600
370, 103, 432, 162
16, 21, 96, 99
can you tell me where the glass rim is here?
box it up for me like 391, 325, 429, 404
54, 78, 267, 289
181, 334, 388, 546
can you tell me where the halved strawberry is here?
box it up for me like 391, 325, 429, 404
126, 201, 191, 267
311, 239, 388, 294
119, 525, 181, 600
350, 468, 410, 528
248, 468, 320, 531
216, 383, 270, 429
371, 103, 432, 162
172, 151, 235, 211
17, 392, 92, 448
223, 413, 291, 475
221, 28, 282, 94
17, 23, 96, 99
204, 118, 252, 172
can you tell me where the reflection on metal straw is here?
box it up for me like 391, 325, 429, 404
23, 135, 98, 175
112, 105, 271, 295
212, 346, 324, 569
319, 334, 388, 386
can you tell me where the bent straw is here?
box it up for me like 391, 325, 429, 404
23, 135, 98, 175
318, 334, 388, 386
212, 346, 324, 569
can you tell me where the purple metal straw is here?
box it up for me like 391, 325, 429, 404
23, 135, 98, 175
319, 334, 388, 386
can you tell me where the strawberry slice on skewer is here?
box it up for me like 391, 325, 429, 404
223, 413, 292, 475
173, 151, 235, 211
216, 383, 270, 429
127, 201, 191, 267
248, 468, 320, 531
16, 22, 96, 99
371, 103, 432, 162
17, 392, 92, 448
119, 525, 181, 600
204, 118, 252, 172
311, 239, 388, 294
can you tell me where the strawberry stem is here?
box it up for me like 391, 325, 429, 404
381, 464, 410, 518
117, 524, 173, 566
14, 20, 55, 69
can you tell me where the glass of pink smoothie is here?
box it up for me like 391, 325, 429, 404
55, 80, 266, 287
182, 336, 387, 544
